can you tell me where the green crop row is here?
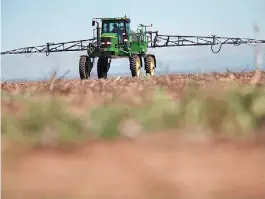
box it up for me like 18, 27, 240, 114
2, 82, 265, 148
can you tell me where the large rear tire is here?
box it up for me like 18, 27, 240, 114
97, 57, 111, 79
79, 55, 93, 80
144, 54, 156, 76
129, 54, 142, 77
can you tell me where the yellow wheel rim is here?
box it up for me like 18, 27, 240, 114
136, 57, 141, 76
150, 57, 155, 76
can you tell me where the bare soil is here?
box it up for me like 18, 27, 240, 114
2, 71, 265, 199
2, 134, 265, 199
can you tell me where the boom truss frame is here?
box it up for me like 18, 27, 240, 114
1, 32, 265, 56
1, 39, 96, 56
147, 31, 265, 53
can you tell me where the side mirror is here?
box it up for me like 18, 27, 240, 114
92, 20, 95, 26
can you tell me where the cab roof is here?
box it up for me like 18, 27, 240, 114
99, 17, 131, 23
102, 17, 129, 21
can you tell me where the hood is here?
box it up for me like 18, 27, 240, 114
101, 33, 117, 38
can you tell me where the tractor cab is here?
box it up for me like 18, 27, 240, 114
91, 16, 149, 58
101, 17, 131, 44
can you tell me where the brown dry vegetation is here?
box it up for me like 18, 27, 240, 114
2, 71, 265, 199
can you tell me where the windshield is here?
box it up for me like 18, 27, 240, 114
102, 20, 125, 34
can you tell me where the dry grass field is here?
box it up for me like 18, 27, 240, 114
2, 70, 265, 199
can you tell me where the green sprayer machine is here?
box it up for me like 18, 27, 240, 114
1, 16, 265, 79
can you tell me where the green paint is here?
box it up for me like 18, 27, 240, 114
80, 16, 157, 79
87, 16, 150, 58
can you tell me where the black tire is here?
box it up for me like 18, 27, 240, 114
144, 54, 156, 76
97, 57, 111, 79
129, 54, 142, 77
79, 55, 93, 80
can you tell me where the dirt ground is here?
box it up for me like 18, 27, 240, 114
2, 71, 265, 199
2, 134, 265, 199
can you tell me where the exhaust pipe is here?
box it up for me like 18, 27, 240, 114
92, 20, 101, 48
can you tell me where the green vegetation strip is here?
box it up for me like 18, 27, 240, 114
2, 83, 265, 148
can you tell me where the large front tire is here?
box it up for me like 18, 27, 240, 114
97, 57, 111, 79
129, 54, 142, 77
79, 55, 93, 80
144, 54, 156, 76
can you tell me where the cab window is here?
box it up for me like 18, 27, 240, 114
102, 21, 125, 34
